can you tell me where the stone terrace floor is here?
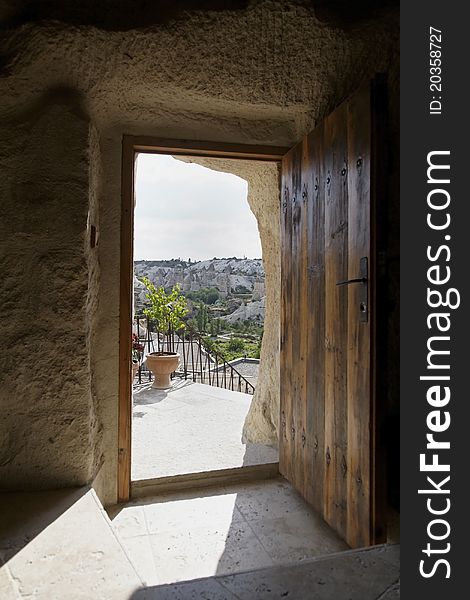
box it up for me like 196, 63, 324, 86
131, 379, 278, 481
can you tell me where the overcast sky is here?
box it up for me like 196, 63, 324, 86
134, 154, 262, 261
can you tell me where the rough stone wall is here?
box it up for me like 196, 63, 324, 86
85, 124, 104, 486
178, 157, 281, 444
1, 3, 398, 144
0, 91, 99, 488
0, 1, 399, 504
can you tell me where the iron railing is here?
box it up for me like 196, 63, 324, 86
133, 316, 255, 395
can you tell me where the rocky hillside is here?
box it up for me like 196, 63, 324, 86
134, 258, 265, 297
221, 297, 265, 324
133, 258, 266, 323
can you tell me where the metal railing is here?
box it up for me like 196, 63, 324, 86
133, 316, 255, 395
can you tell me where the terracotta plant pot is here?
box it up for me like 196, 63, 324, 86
145, 352, 180, 389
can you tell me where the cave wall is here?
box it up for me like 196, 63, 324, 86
0, 92, 100, 487
0, 0, 399, 504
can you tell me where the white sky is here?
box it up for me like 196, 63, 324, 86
134, 154, 262, 261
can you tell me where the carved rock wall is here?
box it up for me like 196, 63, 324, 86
0, 1, 399, 503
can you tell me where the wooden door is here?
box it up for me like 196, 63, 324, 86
280, 78, 386, 548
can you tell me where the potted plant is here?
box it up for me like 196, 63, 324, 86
131, 333, 144, 380
141, 278, 188, 389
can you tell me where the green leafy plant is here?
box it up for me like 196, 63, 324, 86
185, 287, 220, 305
227, 338, 245, 353
142, 278, 188, 333
196, 302, 208, 333
205, 337, 260, 362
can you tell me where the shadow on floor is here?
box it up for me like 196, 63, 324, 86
109, 439, 354, 593
132, 378, 194, 406
127, 545, 400, 600
119, 382, 398, 595
212, 443, 346, 578
0, 487, 88, 563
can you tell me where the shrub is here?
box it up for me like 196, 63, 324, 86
227, 338, 245, 353
142, 279, 188, 333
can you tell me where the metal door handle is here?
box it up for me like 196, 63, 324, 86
336, 277, 367, 286
336, 257, 369, 323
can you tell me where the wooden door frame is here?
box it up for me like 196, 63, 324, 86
118, 136, 288, 502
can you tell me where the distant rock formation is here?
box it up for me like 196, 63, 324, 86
134, 258, 264, 297
221, 297, 265, 324
251, 277, 265, 302
133, 275, 148, 313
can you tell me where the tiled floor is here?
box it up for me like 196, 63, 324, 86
0, 485, 399, 599
131, 545, 400, 600
131, 379, 278, 480
107, 477, 348, 586
0, 488, 143, 600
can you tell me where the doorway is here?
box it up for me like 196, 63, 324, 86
119, 78, 390, 549
130, 152, 279, 485
118, 139, 287, 502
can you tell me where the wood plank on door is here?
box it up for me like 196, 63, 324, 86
302, 123, 326, 513
323, 103, 349, 537
346, 84, 372, 548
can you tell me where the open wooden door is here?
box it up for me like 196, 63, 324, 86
280, 78, 386, 548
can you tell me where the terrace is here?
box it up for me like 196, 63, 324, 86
131, 318, 276, 486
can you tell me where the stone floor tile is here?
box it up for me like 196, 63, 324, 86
0, 488, 85, 559
0, 489, 142, 600
107, 505, 148, 539
126, 546, 400, 600
248, 510, 347, 563
119, 534, 160, 586
149, 520, 273, 584
378, 581, 400, 599
0, 563, 20, 600
364, 543, 400, 568
227, 478, 315, 522
129, 578, 237, 600
142, 489, 244, 534
220, 546, 400, 600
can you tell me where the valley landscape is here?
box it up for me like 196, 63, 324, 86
134, 257, 265, 360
